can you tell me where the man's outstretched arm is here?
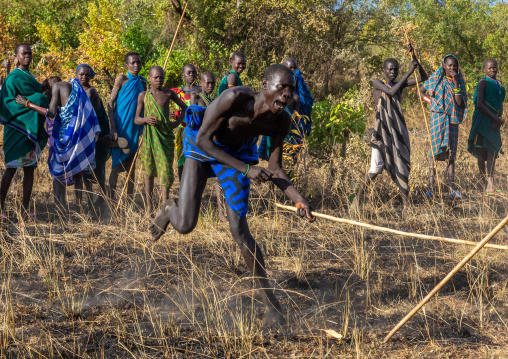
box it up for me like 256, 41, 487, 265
267, 112, 315, 221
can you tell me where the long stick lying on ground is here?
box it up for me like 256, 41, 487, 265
114, 1, 189, 214
274, 203, 508, 251
383, 213, 508, 342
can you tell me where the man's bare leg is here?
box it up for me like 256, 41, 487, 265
477, 150, 487, 189
0, 168, 17, 212
21, 166, 35, 213
109, 166, 120, 200
226, 204, 284, 328
83, 175, 93, 208
53, 180, 67, 209
429, 159, 436, 190
447, 160, 456, 193
162, 186, 170, 202
351, 173, 378, 210
150, 159, 284, 327
145, 175, 154, 213
74, 173, 83, 206
150, 159, 209, 239
126, 157, 136, 201
486, 152, 496, 193
215, 180, 227, 222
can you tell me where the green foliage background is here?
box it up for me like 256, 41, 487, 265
0, 0, 506, 103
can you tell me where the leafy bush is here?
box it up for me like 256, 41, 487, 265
308, 90, 369, 154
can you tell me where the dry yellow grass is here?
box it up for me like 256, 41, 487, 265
0, 101, 506, 358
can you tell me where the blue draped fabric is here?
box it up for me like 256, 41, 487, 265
182, 105, 258, 217
111, 72, 146, 169
49, 79, 101, 181
294, 69, 314, 135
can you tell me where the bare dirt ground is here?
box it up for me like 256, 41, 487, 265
0, 107, 507, 358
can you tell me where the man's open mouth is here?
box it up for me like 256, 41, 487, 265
275, 100, 285, 110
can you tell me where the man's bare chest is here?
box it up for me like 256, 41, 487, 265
215, 114, 275, 144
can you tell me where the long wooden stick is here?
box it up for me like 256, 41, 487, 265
163, 1, 189, 71
403, 31, 441, 197
274, 203, 508, 251
114, 1, 189, 213
383, 213, 508, 342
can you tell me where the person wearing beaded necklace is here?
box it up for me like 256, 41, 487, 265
189, 71, 229, 222
351, 45, 428, 214
191, 71, 215, 107
467, 58, 505, 194
172, 64, 202, 180
0, 44, 48, 218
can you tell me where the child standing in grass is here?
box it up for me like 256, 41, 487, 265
135, 66, 188, 213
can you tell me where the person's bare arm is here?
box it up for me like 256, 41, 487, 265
15, 83, 60, 117
407, 60, 429, 87
190, 93, 206, 107
226, 72, 238, 87
373, 61, 417, 96
169, 90, 188, 129
419, 85, 431, 104
89, 88, 101, 114
107, 75, 125, 140
476, 79, 503, 129
195, 89, 272, 183
267, 112, 315, 221
450, 71, 465, 109
134, 92, 156, 126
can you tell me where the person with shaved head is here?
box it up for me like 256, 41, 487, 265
352, 45, 428, 212
134, 66, 188, 213
172, 64, 201, 180
467, 58, 505, 194
0, 44, 48, 217
149, 64, 315, 328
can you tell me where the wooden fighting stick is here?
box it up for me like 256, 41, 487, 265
383, 213, 508, 342
114, 1, 189, 214
403, 30, 442, 197
274, 203, 508, 251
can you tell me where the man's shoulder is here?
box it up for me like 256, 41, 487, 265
55, 81, 71, 91
87, 86, 99, 95
114, 74, 129, 87
219, 86, 255, 104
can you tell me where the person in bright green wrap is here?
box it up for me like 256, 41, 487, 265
467, 59, 506, 194
0, 44, 48, 216
135, 66, 188, 213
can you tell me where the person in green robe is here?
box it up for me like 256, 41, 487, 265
134, 66, 187, 213
217, 51, 246, 96
467, 58, 506, 194
0, 44, 48, 217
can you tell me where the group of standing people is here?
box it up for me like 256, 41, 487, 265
352, 47, 506, 211
0, 41, 505, 327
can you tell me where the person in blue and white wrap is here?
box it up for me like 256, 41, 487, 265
17, 64, 101, 209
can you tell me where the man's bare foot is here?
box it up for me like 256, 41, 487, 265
263, 307, 284, 329
349, 197, 360, 215
486, 177, 494, 194
149, 198, 176, 240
